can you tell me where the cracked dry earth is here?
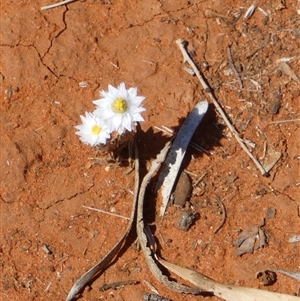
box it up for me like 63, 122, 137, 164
1, 0, 300, 301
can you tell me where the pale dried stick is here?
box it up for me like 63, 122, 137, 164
176, 39, 268, 176
227, 46, 243, 89
192, 172, 207, 188
82, 205, 130, 220
269, 118, 300, 124
41, 0, 77, 10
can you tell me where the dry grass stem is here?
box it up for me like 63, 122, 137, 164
269, 118, 300, 124
82, 205, 130, 220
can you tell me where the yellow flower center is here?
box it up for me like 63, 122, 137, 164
90, 125, 101, 135
111, 97, 128, 114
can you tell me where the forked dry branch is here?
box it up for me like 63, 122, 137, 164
176, 39, 269, 177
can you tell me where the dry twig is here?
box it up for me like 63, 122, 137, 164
192, 172, 208, 188
98, 280, 139, 292
41, 0, 77, 10
214, 197, 226, 234
269, 118, 300, 124
82, 205, 130, 220
176, 39, 268, 176
226, 46, 243, 89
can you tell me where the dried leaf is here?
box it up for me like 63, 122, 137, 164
233, 220, 267, 256
233, 226, 258, 247
261, 147, 281, 173
155, 101, 209, 218
157, 257, 299, 301
234, 234, 256, 256
277, 61, 299, 82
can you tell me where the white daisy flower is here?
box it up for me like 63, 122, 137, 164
75, 112, 111, 146
93, 82, 145, 134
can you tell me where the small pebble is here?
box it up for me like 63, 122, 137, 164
143, 293, 171, 301
176, 210, 199, 231
268, 88, 282, 115
288, 235, 300, 243
266, 207, 276, 218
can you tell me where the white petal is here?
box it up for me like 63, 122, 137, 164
133, 113, 144, 122
128, 87, 137, 96
122, 113, 133, 131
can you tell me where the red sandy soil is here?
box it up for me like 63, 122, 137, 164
1, 1, 299, 300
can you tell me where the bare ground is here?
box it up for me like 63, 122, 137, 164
1, 1, 300, 300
